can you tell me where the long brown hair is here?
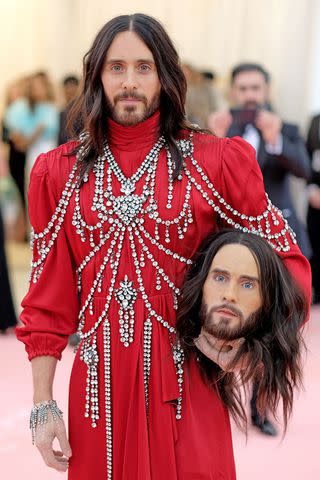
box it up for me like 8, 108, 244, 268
176, 230, 308, 432
68, 13, 207, 179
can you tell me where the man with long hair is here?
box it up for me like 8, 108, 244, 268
176, 229, 308, 433
17, 14, 311, 480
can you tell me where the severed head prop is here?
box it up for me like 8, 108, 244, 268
176, 229, 308, 431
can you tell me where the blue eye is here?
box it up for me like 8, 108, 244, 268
214, 274, 226, 282
243, 282, 253, 289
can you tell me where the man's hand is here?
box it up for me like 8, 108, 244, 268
194, 329, 248, 372
255, 110, 282, 146
207, 110, 232, 137
34, 411, 72, 472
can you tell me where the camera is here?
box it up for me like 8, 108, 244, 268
230, 108, 258, 128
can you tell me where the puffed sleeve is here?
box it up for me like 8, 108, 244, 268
220, 136, 311, 306
16, 152, 79, 360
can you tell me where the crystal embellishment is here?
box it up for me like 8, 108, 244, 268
80, 336, 99, 427
115, 276, 138, 346
113, 194, 146, 226
30, 400, 63, 444
143, 318, 152, 414
120, 180, 136, 195
27, 129, 298, 458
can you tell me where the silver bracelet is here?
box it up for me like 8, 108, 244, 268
30, 400, 63, 444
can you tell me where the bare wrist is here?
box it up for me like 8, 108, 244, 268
33, 393, 53, 404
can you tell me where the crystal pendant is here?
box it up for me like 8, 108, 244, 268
115, 276, 138, 346
80, 336, 100, 427
120, 180, 136, 195
113, 194, 146, 226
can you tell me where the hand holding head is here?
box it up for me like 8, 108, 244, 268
194, 332, 247, 372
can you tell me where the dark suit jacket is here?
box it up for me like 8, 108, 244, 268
306, 114, 320, 188
58, 109, 68, 146
227, 121, 312, 257
58, 101, 80, 146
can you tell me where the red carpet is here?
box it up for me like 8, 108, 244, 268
1, 307, 319, 479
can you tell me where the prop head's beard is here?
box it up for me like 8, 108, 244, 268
199, 302, 261, 341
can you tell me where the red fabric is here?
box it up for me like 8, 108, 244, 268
17, 112, 311, 480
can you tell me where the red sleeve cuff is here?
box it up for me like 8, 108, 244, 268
16, 327, 69, 361
27, 350, 62, 362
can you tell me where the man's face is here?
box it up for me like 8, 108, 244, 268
201, 243, 262, 340
230, 71, 269, 109
101, 31, 161, 126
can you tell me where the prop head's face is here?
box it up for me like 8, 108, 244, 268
201, 243, 262, 340
101, 31, 161, 126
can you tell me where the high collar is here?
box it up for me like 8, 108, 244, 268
107, 110, 161, 152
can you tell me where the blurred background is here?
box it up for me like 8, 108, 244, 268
1, 0, 320, 123
0, 1, 319, 479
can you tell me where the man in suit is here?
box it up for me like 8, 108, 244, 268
208, 63, 311, 436
306, 114, 320, 304
208, 63, 311, 258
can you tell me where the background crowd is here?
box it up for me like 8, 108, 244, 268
0, 61, 319, 334
0, 3, 319, 478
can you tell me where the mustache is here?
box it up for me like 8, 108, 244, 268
200, 302, 261, 341
208, 303, 244, 320
243, 101, 259, 109
114, 91, 147, 104
200, 303, 244, 341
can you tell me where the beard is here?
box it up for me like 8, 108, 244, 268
243, 101, 259, 109
199, 302, 261, 341
105, 89, 160, 126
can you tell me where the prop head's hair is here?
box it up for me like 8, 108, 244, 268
176, 229, 308, 432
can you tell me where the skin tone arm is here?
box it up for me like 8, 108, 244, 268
31, 356, 72, 472
31, 356, 57, 403
10, 125, 44, 153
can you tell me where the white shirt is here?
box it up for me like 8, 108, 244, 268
242, 124, 283, 155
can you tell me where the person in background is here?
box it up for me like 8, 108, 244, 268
4, 71, 59, 193
2, 78, 28, 239
58, 75, 80, 145
16, 14, 310, 479
57, 74, 81, 347
208, 62, 311, 436
183, 63, 224, 128
306, 114, 320, 304
208, 63, 311, 258
0, 142, 17, 332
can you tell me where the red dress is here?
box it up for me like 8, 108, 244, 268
17, 112, 311, 480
